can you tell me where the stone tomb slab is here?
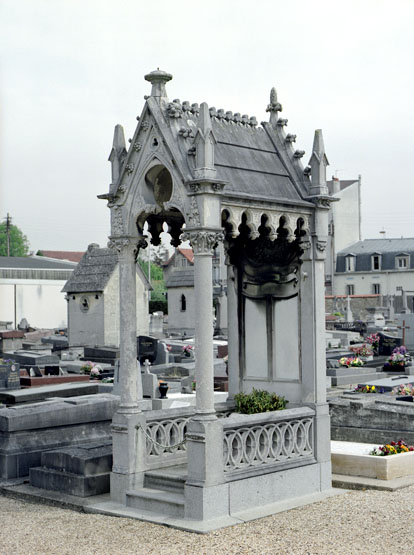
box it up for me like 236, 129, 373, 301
4, 350, 59, 368
354, 375, 414, 392
0, 382, 101, 404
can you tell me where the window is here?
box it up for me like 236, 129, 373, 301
371, 255, 381, 271
346, 284, 354, 295
396, 255, 409, 270
345, 255, 355, 272
180, 294, 186, 312
372, 283, 381, 294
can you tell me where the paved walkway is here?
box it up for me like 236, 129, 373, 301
1, 485, 414, 554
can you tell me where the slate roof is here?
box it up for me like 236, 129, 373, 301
165, 268, 194, 288
62, 247, 119, 293
39, 250, 85, 263
0, 256, 77, 270
336, 239, 414, 272
183, 111, 307, 203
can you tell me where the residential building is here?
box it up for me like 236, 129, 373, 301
334, 238, 414, 313
325, 176, 361, 294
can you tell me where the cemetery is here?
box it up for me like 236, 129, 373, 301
1, 70, 414, 533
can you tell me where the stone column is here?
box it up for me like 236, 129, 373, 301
185, 229, 223, 419
226, 262, 239, 401
183, 229, 227, 519
108, 236, 146, 504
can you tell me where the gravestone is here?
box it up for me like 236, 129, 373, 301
137, 335, 158, 364
149, 312, 164, 338
0, 361, 21, 390
141, 359, 159, 398
395, 314, 414, 350
378, 332, 402, 356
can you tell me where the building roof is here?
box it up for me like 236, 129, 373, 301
336, 238, 414, 272
107, 72, 318, 209
0, 256, 77, 270
164, 248, 194, 267
62, 244, 152, 293
165, 268, 195, 288
38, 250, 85, 263
62, 245, 119, 293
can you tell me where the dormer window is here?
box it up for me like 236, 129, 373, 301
396, 254, 409, 270
345, 255, 355, 272
371, 254, 381, 271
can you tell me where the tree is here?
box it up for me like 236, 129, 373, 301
0, 215, 30, 256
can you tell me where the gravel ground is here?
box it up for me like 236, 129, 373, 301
1, 487, 414, 555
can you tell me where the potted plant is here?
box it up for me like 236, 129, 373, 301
366, 332, 380, 355
339, 357, 364, 368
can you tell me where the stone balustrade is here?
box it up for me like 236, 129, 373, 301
222, 407, 315, 478
143, 404, 232, 469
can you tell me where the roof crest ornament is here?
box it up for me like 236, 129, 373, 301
266, 87, 282, 126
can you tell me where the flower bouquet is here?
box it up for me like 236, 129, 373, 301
391, 383, 414, 396
370, 439, 414, 456
350, 343, 374, 359
354, 384, 381, 394
384, 346, 411, 369
339, 356, 364, 368
366, 332, 380, 353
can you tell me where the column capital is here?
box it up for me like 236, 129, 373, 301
107, 235, 147, 255
181, 228, 224, 255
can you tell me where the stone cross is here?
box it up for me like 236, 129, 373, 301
143, 359, 151, 374
397, 320, 410, 346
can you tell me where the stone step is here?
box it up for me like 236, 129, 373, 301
40, 442, 112, 475
29, 466, 110, 497
126, 487, 185, 518
144, 470, 186, 493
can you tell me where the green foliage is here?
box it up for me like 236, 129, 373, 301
0, 221, 30, 256
234, 388, 288, 415
333, 312, 344, 318
138, 257, 167, 306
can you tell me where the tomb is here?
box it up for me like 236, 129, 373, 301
93, 70, 333, 530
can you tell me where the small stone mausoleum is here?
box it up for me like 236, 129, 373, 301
63, 244, 150, 347
95, 70, 333, 530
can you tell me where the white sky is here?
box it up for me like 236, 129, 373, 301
0, 0, 413, 252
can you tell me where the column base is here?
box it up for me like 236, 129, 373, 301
186, 418, 224, 487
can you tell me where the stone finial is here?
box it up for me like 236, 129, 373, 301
193, 102, 216, 179
108, 124, 127, 185
266, 87, 282, 125
144, 69, 172, 99
308, 129, 329, 195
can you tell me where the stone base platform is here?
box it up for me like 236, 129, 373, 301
0, 480, 344, 534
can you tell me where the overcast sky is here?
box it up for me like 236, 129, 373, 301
1, 0, 413, 253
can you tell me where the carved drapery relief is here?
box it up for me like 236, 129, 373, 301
181, 230, 224, 255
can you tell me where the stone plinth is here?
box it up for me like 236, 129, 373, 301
331, 440, 414, 480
